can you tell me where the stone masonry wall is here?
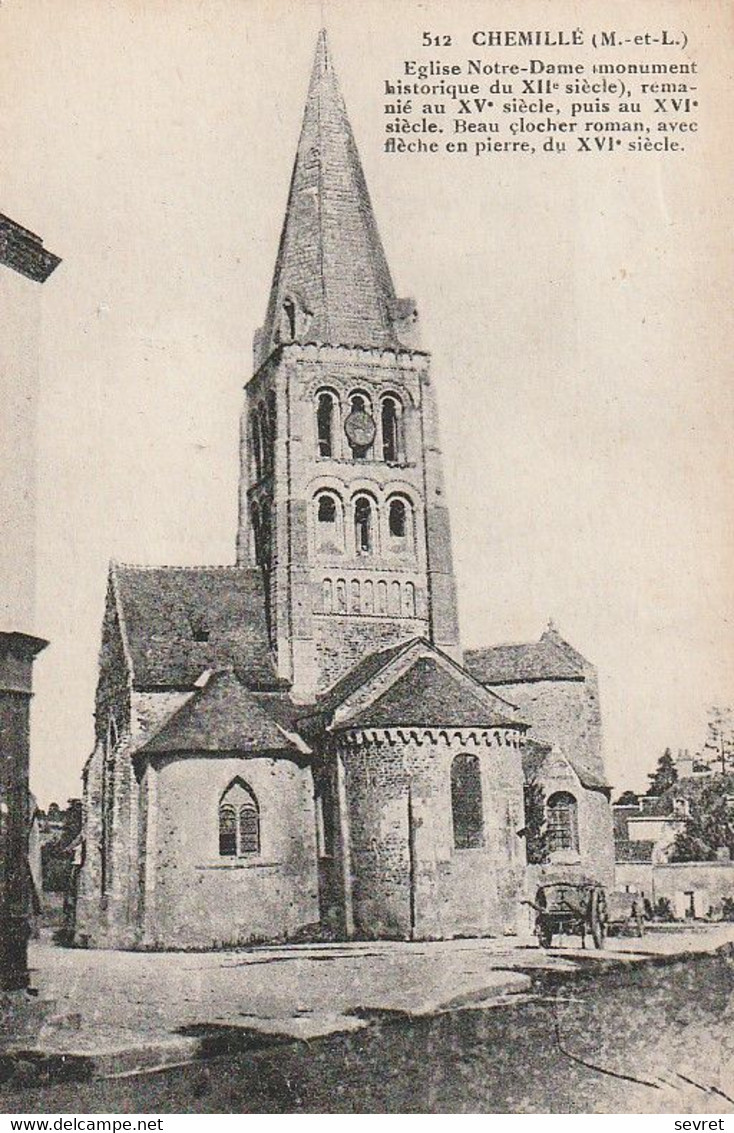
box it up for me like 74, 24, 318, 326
339, 727, 526, 940
492, 674, 604, 780
139, 753, 319, 949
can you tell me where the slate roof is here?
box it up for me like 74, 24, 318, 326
567, 758, 609, 793
113, 564, 280, 690
521, 737, 609, 793
139, 670, 304, 756
464, 638, 584, 685
310, 638, 416, 720
260, 30, 405, 356
334, 656, 520, 731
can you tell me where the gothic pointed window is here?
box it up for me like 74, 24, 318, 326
451, 754, 484, 849
354, 495, 374, 555
546, 792, 579, 854
381, 395, 402, 463
316, 391, 338, 458
219, 780, 260, 858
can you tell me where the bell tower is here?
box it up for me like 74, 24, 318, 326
236, 31, 460, 701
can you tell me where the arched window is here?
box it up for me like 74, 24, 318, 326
267, 391, 276, 470
546, 792, 579, 854
282, 297, 297, 342
258, 403, 272, 473
219, 780, 260, 857
381, 395, 403, 463
376, 580, 387, 615
335, 578, 347, 613
322, 578, 333, 613
354, 496, 374, 555
389, 498, 406, 538
346, 391, 374, 460
451, 754, 484, 849
363, 579, 374, 615
316, 391, 338, 458
315, 491, 343, 554
403, 581, 416, 618
350, 579, 361, 613
251, 411, 263, 480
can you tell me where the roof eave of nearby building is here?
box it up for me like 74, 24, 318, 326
0, 213, 61, 282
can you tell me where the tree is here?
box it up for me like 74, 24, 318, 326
614, 790, 640, 807
647, 748, 678, 796
702, 705, 734, 774
670, 775, 734, 862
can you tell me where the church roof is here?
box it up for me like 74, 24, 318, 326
337, 656, 519, 731
310, 637, 416, 719
464, 628, 586, 685
260, 30, 404, 355
112, 564, 280, 691
139, 670, 305, 756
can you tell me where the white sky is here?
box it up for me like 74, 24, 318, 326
2, 0, 732, 806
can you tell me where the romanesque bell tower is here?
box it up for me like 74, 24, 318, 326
236, 31, 460, 701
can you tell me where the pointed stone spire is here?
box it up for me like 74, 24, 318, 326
256, 30, 418, 365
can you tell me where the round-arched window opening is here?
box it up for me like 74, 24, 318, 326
354, 496, 374, 554
389, 498, 407, 538
316, 391, 337, 458
318, 495, 337, 524
381, 396, 402, 464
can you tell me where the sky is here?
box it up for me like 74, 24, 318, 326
1, 0, 732, 806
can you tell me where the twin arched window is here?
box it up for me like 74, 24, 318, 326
219, 780, 260, 858
546, 792, 579, 854
451, 754, 484, 849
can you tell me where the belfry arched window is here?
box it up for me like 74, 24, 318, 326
315, 490, 343, 554
451, 754, 484, 849
354, 495, 374, 555
381, 395, 403, 463
316, 390, 339, 458
387, 496, 414, 554
547, 792, 579, 854
219, 780, 260, 857
346, 391, 374, 460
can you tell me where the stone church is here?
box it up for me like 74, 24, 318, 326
75, 32, 614, 950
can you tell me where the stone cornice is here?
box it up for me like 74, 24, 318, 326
0, 213, 61, 283
337, 726, 523, 750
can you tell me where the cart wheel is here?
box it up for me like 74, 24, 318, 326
590, 888, 607, 949
538, 924, 553, 949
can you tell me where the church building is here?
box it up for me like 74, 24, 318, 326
75, 32, 614, 950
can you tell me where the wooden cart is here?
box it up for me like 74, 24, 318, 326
528, 876, 608, 949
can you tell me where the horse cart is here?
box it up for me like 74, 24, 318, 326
526, 876, 608, 949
